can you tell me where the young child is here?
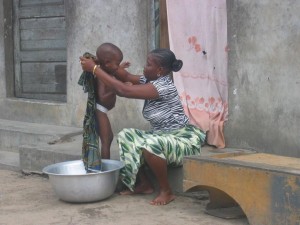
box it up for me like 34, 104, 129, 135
92, 43, 128, 159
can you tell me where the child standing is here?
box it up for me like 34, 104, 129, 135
80, 43, 127, 163
94, 43, 124, 159
96, 43, 129, 159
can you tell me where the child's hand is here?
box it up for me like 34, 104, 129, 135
120, 61, 131, 69
124, 82, 133, 86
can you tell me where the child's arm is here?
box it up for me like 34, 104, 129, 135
120, 61, 131, 69
114, 61, 141, 85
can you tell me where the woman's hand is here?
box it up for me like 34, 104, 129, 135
79, 56, 96, 73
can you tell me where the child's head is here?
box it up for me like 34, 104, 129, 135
96, 43, 123, 74
143, 48, 183, 81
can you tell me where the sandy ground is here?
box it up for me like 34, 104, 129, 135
0, 169, 249, 225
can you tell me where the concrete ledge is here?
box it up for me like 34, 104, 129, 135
19, 134, 121, 172
0, 119, 82, 171
0, 119, 82, 150
20, 145, 81, 172
0, 150, 20, 171
0, 98, 71, 126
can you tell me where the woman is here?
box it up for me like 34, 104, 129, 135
80, 48, 206, 205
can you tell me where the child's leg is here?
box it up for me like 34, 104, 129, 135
96, 109, 113, 159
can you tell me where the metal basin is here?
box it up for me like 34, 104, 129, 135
42, 159, 124, 203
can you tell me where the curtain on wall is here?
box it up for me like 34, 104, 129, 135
166, 0, 228, 148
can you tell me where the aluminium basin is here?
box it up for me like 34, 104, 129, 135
42, 159, 124, 203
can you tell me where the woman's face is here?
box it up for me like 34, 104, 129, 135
143, 54, 161, 81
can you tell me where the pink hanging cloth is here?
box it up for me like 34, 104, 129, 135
166, 0, 228, 148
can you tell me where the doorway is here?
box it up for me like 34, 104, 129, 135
12, 0, 67, 102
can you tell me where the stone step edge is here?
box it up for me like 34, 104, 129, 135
0, 119, 82, 136
0, 150, 20, 171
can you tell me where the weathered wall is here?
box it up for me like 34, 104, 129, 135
0, 0, 4, 98
65, 0, 151, 132
0, 0, 151, 132
225, 0, 300, 157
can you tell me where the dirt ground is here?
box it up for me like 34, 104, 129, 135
0, 169, 249, 225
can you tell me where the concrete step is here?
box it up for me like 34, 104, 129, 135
19, 134, 121, 173
0, 119, 82, 172
0, 149, 20, 171
0, 119, 82, 150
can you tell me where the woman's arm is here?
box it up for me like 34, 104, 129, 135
80, 57, 159, 100
114, 65, 141, 85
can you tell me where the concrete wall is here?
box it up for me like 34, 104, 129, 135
0, 0, 4, 98
0, 0, 151, 132
225, 0, 300, 157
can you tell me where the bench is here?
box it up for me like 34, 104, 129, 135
183, 152, 300, 225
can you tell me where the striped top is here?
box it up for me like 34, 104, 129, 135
140, 75, 189, 132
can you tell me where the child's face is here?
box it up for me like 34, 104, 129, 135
143, 54, 161, 81
96, 51, 122, 75
103, 58, 122, 74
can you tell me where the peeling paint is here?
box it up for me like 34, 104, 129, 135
234, 105, 240, 110
233, 88, 237, 95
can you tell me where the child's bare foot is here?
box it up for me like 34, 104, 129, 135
150, 189, 175, 206
119, 183, 154, 195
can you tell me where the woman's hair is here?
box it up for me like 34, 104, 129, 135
150, 48, 183, 72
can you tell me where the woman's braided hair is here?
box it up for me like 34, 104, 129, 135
150, 48, 183, 73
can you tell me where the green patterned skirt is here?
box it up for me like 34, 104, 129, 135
117, 124, 206, 191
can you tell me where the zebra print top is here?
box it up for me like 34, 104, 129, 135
140, 75, 189, 132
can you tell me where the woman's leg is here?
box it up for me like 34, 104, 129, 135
118, 128, 145, 191
135, 165, 154, 193
143, 150, 175, 205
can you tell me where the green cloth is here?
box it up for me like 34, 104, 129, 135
78, 70, 101, 171
117, 124, 206, 191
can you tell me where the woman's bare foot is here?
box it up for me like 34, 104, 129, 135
150, 189, 175, 205
119, 183, 154, 195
